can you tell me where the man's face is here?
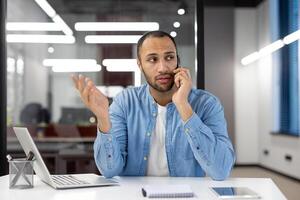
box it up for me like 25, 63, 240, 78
138, 36, 178, 92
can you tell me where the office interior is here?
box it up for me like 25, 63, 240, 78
0, 0, 299, 199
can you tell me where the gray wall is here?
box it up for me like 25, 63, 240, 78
234, 7, 259, 164
204, 7, 235, 145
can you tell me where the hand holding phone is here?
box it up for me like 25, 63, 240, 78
172, 66, 192, 101
172, 66, 193, 121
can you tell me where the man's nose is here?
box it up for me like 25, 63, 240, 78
157, 60, 168, 73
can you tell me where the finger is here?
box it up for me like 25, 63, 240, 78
174, 74, 181, 88
92, 86, 106, 98
184, 68, 191, 78
173, 67, 188, 73
90, 86, 101, 101
85, 77, 95, 87
175, 73, 189, 87
175, 71, 189, 80
71, 74, 79, 89
174, 68, 190, 78
180, 68, 190, 77
78, 74, 86, 93
82, 78, 94, 103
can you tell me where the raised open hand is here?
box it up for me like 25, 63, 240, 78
71, 74, 111, 132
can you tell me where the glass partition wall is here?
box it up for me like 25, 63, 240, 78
6, 0, 197, 174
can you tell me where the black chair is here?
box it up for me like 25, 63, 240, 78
20, 103, 50, 124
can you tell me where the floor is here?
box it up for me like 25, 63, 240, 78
231, 166, 300, 200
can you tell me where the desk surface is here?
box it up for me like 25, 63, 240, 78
0, 175, 286, 200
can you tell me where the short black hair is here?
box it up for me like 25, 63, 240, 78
137, 31, 178, 61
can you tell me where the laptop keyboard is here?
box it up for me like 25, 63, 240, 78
52, 175, 89, 186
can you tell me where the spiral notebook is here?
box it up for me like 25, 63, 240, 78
141, 184, 194, 198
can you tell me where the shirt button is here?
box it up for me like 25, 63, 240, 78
108, 137, 112, 141
153, 113, 157, 117
144, 156, 147, 161
185, 128, 190, 133
147, 132, 151, 136
152, 101, 156, 104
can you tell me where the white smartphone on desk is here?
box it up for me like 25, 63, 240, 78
210, 187, 261, 199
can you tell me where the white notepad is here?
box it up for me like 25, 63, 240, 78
141, 184, 194, 198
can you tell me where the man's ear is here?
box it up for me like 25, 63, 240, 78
137, 59, 142, 70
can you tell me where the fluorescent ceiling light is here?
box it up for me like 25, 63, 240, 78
106, 65, 138, 72
7, 1, 73, 44
16, 58, 24, 74
6, 22, 61, 31
34, 0, 56, 18
85, 35, 142, 44
52, 15, 73, 35
241, 40, 284, 66
96, 86, 124, 98
102, 59, 141, 86
241, 29, 300, 66
75, 22, 159, 31
43, 59, 97, 67
52, 65, 101, 72
102, 59, 138, 72
283, 30, 300, 45
241, 52, 260, 66
7, 57, 15, 66
258, 40, 284, 57
33, 0, 73, 36
7, 34, 75, 44
241, 39, 287, 66
44, 59, 101, 72
7, 57, 16, 73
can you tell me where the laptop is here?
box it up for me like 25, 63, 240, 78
13, 127, 118, 189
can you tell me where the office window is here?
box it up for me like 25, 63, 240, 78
273, 0, 300, 136
6, 0, 197, 174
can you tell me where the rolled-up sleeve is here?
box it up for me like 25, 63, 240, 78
93, 95, 128, 178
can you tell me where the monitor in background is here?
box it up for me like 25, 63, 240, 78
59, 107, 95, 124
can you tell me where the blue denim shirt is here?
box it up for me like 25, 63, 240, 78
94, 84, 235, 180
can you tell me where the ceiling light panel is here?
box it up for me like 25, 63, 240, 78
75, 22, 159, 31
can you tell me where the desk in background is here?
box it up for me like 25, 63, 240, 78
0, 176, 287, 200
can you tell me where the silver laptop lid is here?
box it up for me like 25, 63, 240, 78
13, 127, 54, 186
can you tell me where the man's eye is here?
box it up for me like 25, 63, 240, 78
148, 57, 157, 62
166, 55, 174, 60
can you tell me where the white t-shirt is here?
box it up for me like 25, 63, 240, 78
146, 104, 169, 176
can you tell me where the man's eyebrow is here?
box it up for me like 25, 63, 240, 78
164, 51, 176, 55
146, 53, 158, 57
145, 51, 176, 57
146, 51, 175, 56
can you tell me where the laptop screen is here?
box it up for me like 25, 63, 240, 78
13, 127, 53, 185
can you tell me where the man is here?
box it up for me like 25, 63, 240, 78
72, 31, 235, 180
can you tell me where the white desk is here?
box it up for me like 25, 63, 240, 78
0, 175, 286, 200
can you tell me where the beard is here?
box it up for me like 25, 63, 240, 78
141, 68, 175, 92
